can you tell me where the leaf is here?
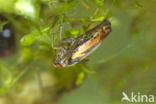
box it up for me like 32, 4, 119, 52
18, 48, 34, 63
0, 63, 28, 95
105, 9, 113, 19
50, 0, 76, 14
15, 0, 40, 20
70, 29, 80, 36
132, 0, 142, 8
20, 34, 36, 47
95, 0, 104, 6
0, 63, 12, 95
0, 63, 12, 88
76, 72, 85, 85
91, 17, 104, 22
0, 0, 15, 13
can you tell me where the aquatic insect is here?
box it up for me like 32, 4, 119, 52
53, 19, 111, 67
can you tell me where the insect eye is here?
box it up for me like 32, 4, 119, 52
55, 64, 62, 68
54, 63, 62, 68
54, 61, 63, 68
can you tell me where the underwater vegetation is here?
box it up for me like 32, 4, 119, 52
0, 0, 156, 104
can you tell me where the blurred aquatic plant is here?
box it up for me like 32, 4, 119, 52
0, 63, 12, 92
0, 0, 94, 103
15, 0, 40, 20
0, 0, 156, 104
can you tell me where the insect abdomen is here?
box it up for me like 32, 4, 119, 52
70, 19, 111, 63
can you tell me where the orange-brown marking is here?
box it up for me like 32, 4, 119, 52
72, 28, 106, 59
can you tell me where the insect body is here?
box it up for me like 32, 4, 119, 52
54, 19, 111, 67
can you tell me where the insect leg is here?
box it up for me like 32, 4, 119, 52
61, 37, 75, 44
51, 28, 64, 50
51, 16, 60, 49
59, 15, 64, 41
53, 45, 65, 50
